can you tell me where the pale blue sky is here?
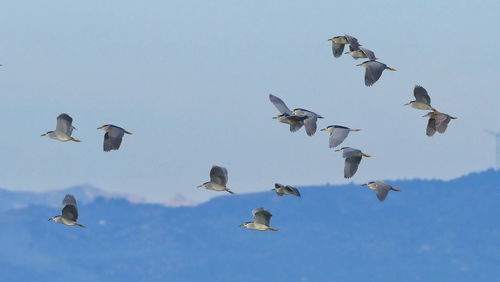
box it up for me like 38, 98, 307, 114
1, 0, 499, 204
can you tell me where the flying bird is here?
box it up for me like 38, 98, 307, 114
272, 183, 301, 197
328, 35, 360, 58
357, 60, 396, 86
345, 45, 378, 60
41, 113, 80, 142
197, 165, 234, 194
269, 94, 324, 136
48, 194, 85, 227
362, 181, 400, 201
405, 85, 435, 111
240, 208, 278, 231
335, 147, 371, 178
424, 110, 456, 136
320, 125, 360, 148
97, 124, 133, 152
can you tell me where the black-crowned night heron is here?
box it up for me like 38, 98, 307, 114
321, 125, 360, 148
357, 60, 396, 86
269, 94, 324, 136
97, 124, 133, 152
272, 183, 301, 197
197, 165, 234, 194
405, 85, 436, 111
345, 45, 378, 60
48, 194, 85, 227
328, 35, 360, 58
269, 94, 308, 133
240, 208, 278, 231
424, 110, 456, 136
362, 181, 400, 201
41, 113, 80, 142
335, 147, 371, 178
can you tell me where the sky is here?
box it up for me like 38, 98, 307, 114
0, 0, 499, 204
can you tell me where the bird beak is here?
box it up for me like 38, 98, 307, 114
422, 113, 430, 117
320, 128, 326, 131
272, 116, 277, 119
356, 63, 363, 67
239, 224, 245, 227
334, 149, 340, 152
48, 217, 53, 221
387, 67, 396, 71
361, 184, 368, 186
404, 102, 410, 106
327, 38, 332, 41
318, 115, 324, 119
41, 133, 47, 136
197, 185, 202, 188
97, 126, 104, 130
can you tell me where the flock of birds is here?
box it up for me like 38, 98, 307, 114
46, 34, 456, 232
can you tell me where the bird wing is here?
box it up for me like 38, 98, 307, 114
56, 114, 74, 136
374, 181, 390, 201
303, 113, 318, 136
210, 166, 228, 186
426, 118, 437, 136
274, 183, 285, 196
364, 61, 386, 87
434, 113, 452, 133
344, 35, 360, 50
289, 121, 304, 132
107, 127, 125, 150
359, 47, 376, 60
252, 208, 272, 226
342, 147, 359, 158
344, 156, 362, 178
414, 85, 431, 105
61, 194, 78, 221
286, 186, 301, 197
332, 43, 345, 58
269, 94, 292, 115
329, 127, 350, 148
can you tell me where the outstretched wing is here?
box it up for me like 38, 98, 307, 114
332, 43, 345, 58
364, 62, 385, 87
329, 127, 350, 148
303, 114, 318, 136
61, 194, 78, 221
252, 208, 272, 226
426, 118, 436, 136
56, 114, 74, 136
360, 47, 376, 60
344, 156, 361, 178
210, 166, 228, 186
435, 113, 452, 133
374, 181, 391, 201
414, 85, 431, 105
344, 35, 360, 50
269, 94, 292, 115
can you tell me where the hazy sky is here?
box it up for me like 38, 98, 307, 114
1, 0, 499, 204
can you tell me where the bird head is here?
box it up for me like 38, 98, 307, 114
239, 222, 251, 228
41, 131, 52, 137
404, 101, 413, 106
422, 112, 434, 118
97, 125, 110, 131
48, 216, 60, 223
197, 183, 207, 188
334, 147, 346, 152
320, 126, 332, 132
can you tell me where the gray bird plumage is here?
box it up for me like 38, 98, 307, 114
424, 111, 456, 136
197, 165, 234, 194
363, 181, 400, 201
357, 60, 396, 86
321, 125, 361, 148
48, 194, 85, 227
98, 124, 133, 152
273, 183, 301, 197
240, 208, 278, 231
292, 108, 324, 136
335, 147, 371, 178
346, 46, 377, 60
405, 85, 435, 111
42, 113, 80, 142
269, 94, 323, 136
328, 34, 360, 58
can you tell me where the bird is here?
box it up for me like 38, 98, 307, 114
320, 125, 360, 148
97, 124, 133, 152
345, 45, 378, 60
240, 208, 278, 231
291, 108, 324, 136
197, 165, 234, 194
41, 113, 80, 142
335, 147, 371, 178
405, 85, 436, 111
362, 181, 400, 201
48, 194, 85, 227
424, 110, 456, 136
272, 183, 301, 197
328, 35, 360, 58
357, 60, 396, 86
269, 94, 308, 133
269, 94, 324, 136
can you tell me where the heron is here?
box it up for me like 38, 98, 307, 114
328, 35, 360, 58
48, 194, 85, 227
362, 181, 400, 201
269, 94, 308, 133
269, 94, 324, 136
345, 45, 378, 60
272, 183, 301, 197
405, 85, 436, 111
424, 110, 456, 136
240, 208, 278, 231
97, 124, 133, 152
357, 60, 396, 86
41, 113, 80, 142
320, 125, 360, 148
197, 165, 234, 194
335, 147, 371, 178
